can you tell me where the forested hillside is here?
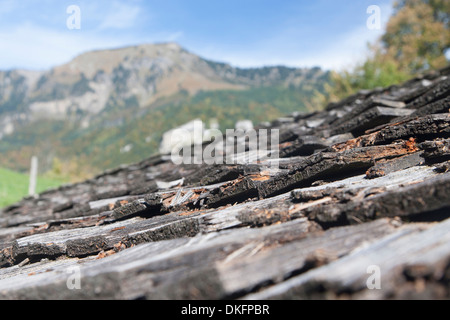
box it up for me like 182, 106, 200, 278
0, 43, 329, 177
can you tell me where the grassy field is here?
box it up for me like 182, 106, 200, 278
0, 167, 66, 209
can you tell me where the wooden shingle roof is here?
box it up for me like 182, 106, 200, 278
0, 66, 449, 300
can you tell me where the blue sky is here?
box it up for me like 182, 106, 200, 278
0, 0, 394, 71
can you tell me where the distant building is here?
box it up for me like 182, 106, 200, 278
120, 144, 133, 154
159, 119, 254, 155
159, 119, 205, 155
235, 120, 253, 132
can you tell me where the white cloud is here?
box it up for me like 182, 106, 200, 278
0, 23, 127, 70
0, 1, 396, 72
0, 0, 19, 15
98, 1, 141, 30
294, 25, 386, 71
191, 25, 379, 71
0, 21, 186, 70
298, 2, 394, 70
166, 31, 184, 42
193, 3, 394, 71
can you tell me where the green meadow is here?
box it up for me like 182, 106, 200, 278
0, 167, 65, 209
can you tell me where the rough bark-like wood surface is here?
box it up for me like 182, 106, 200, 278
0, 67, 449, 300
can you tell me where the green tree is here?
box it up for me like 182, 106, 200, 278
320, 0, 449, 107
383, 0, 450, 73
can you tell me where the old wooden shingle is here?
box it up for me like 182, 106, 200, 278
0, 66, 449, 300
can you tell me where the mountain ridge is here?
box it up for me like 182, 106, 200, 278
0, 42, 330, 176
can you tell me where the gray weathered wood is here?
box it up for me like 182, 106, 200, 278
244, 218, 450, 300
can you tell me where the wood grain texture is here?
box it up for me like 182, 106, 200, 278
0, 66, 449, 300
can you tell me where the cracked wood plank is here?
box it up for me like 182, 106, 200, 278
245, 218, 450, 300
0, 218, 405, 300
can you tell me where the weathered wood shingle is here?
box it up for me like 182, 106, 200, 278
0, 66, 449, 300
